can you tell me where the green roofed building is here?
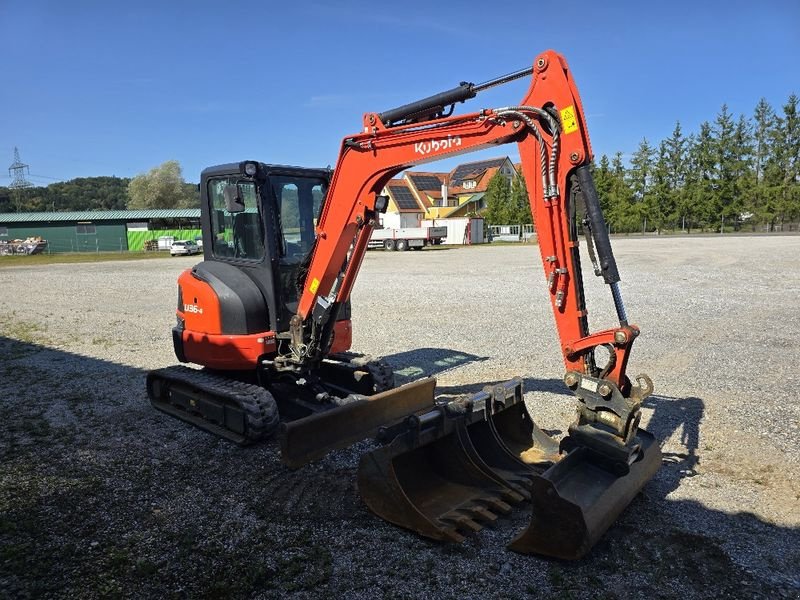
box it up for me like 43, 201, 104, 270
0, 209, 202, 253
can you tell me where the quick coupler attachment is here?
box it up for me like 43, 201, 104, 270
358, 378, 561, 544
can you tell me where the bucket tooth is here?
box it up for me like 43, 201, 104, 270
465, 505, 499, 523
508, 428, 662, 559
441, 513, 482, 533
478, 496, 513, 515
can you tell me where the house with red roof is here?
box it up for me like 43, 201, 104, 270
384, 156, 517, 227
380, 156, 516, 225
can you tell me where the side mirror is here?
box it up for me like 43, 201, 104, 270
223, 184, 245, 213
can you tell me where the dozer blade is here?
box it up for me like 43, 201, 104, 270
279, 377, 437, 468
508, 428, 661, 559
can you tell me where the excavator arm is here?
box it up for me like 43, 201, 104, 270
287, 50, 650, 461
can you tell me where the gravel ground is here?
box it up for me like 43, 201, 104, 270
1, 236, 798, 599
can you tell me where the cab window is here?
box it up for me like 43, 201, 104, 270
208, 178, 265, 260
271, 176, 327, 260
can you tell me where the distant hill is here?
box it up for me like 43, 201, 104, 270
0, 176, 199, 213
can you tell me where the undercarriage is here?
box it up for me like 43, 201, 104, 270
147, 353, 394, 444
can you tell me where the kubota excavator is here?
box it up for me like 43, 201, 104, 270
147, 49, 662, 559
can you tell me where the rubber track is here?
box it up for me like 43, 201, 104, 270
148, 365, 280, 442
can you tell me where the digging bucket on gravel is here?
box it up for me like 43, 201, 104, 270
357, 379, 559, 543
508, 427, 661, 559
357, 377, 660, 558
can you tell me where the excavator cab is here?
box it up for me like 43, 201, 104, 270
199, 163, 336, 333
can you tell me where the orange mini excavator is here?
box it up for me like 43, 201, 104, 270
147, 50, 662, 559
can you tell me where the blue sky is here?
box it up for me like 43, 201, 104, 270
1, 0, 798, 185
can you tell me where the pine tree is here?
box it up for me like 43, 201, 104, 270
592, 155, 613, 214
650, 141, 672, 231
713, 104, 737, 230
664, 121, 689, 230
752, 98, 776, 227
731, 114, 754, 229
608, 152, 635, 232
627, 139, 654, 232
686, 123, 716, 230
772, 94, 800, 229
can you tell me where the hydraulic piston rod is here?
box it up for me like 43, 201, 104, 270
378, 66, 534, 127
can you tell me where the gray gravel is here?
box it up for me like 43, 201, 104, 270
1, 236, 799, 599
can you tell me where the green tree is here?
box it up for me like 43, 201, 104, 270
664, 122, 688, 189
686, 123, 716, 230
770, 93, 800, 229
127, 160, 197, 209
627, 138, 654, 231
606, 152, 635, 232
663, 121, 689, 230
712, 104, 738, 229
510, 172, 532, 224
0, 176, 132, 213
730, 114, 754, 229
592, 155, 613, 214
650, 141, 673, 231
751, 98, 775, 227
482, 172, 513, 225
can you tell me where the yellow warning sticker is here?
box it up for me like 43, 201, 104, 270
309, 278, 320, 294
560, 105, 578, 134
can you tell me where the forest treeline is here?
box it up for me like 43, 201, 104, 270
0, 161, 199, 213
485, 94, 799, 232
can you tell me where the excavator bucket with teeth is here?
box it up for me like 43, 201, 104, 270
356, 377, 660, 559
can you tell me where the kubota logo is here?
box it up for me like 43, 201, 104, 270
414, 135, 462, 155
184, 304, 203, 314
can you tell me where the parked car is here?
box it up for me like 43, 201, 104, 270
170, 240, 201, 256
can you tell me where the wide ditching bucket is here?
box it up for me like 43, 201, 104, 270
508, 429, 661, 559
357, 377, 661, 559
